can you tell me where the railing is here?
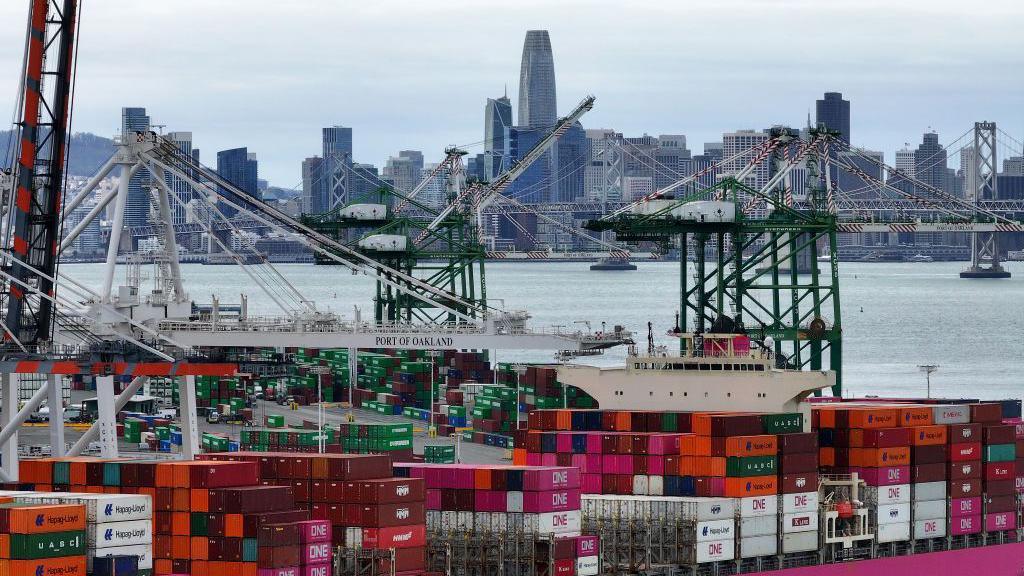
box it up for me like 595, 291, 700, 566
157, 317, 594, 339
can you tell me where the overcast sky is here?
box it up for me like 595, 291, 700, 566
1, 0, 1022, 185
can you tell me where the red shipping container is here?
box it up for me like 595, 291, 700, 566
779, 452, 818, 474
985, 461, 1016, 481
970, 403, 1002, 424
911, 445, 947, 465
361, 525, 427, 549
856, 428, 911, 448
554, 558, 576, 576
375, 546, 425, 573
780, 473, 819, 494
948, 442, 983, 462
984, 425, 1016, 445
984, 495, 1016, 513
348, 479, 426, 504
302, 564, 331, 576
947, 423, 983, 444
189, 461, 259, 488
949, 479, 982, 498
777, 433, 818, 454
911, 463, 946, 483
985, 480, 1015, 496
358, 502, 426, 528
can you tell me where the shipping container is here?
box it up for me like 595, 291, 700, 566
780, 491, 818, 514
876, 522, 910, 543
781, 531, 819, 554
738, 534, 777, 558
694, 519, 734, 542
913, 517, 946, 539
86, 519, 152, 549
737, 515, 776, 537
782, 511, 818, 533
86, 543, 153, 571
911, 499, 946, 521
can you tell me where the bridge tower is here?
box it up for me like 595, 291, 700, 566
961, 121, 1010, 278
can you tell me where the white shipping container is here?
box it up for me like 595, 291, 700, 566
782, 531, 819, 553
877, 522, 911, 543
912, 499, 946, 521
694, 538, 735, 563
529, 510, 581, 534
782, 512, 818, 534
932, 405, 970, 424
582, 495, 733, 522
648, 476, 664, 496
87, 544, 153, 571
914, 518, 947, 539
738, 515, 777, 537
87, 520, 152, 549
912, 482, 947, 502
576, 556, 599, 576
863, 484, 910, 506
738, 495, 778, 518
739, 534, 778, 558
632, 475, 649, 495
340, 203, 387, 220
507, 491, 524, 513
28, 494, 154, 523
695, 519, 735, 542
358, 234, 408, 252
681, 497, 735, 521
345, 527, 363, 548
876, 503, 911, 525
781, 491, 818, 514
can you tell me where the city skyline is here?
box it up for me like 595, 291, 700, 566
1, 1, 1022, 185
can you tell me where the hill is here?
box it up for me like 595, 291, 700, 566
0, 130, 115, 177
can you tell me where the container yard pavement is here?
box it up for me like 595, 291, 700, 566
19, 392, 507, 465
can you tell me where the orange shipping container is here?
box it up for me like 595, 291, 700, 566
154, 559, 173, 575
192, 560, 209, 576
0, 504, 85, 534
814, 407, 839, 429
912, 425, 948, 446
171, 534, 190, 559
224, 514, 244, 538
512, 449, 527, 466
898, 407, 934, 427
555, 410, 571, 431
679, 435, 712, 456
850, 447, 911, 467
171, 512, 189, 536
724, 435, 778, 457
846, 408, 899, 429
819, 447, 836, 467
0, 556, 86, 576
191, 536, 209, 560
725, 475, 777, 497
191, 489, 210, 512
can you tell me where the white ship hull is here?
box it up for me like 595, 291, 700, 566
557, 362, 834, 416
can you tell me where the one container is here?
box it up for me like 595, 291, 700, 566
951, 514, 982, 535
913, 517, 946, 539
862, 484, 910, 505
690, 538, 734, 564
780, 491, 818, 514
736, 495, 778, 518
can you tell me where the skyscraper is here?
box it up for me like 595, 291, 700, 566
722, 130, 770, 189
484, 95, 513, 179
556, 123, 588, 202
382, 151, 424, 195
164, 131, 197, 225
815, 92, 851, 144
216, 147, 259, 218
301, 156, 323, 214
518, 31, 557, 129
322, 126, 353, 210
914, 132, 947, 192
121, 107, 151, 227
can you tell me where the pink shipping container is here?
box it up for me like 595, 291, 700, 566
526, 453, 542, 466
951, 514, 982, 536
521, 489, 581, 513
648, 434, 682, 455
258, 568, 299, 576
302, 564, 331, 576
951, 497, 982, 517
855, 466, 910, 486
582, 474, 602, 493
586, 433, 602, 453
648, 457, 665, 476
426, 489, 442, 509
556, 434, 572, 452
475, 490, 506, 512
985, 511, 1016, 532
575, 535, 599, 557
301, 542, 332, 565
541, 453, 558, 466
296, 520, 332, 543
522, 467, 581, 490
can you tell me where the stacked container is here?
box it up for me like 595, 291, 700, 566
975, 404, 1017, 535
945, 410, 984, 537
394, 464, 582, 538
339, 478, 428, 574
0, 501, 87, 576
296, 520, 332, 576
778, 432, 819, 554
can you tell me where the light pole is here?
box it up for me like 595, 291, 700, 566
514, 364, 527, 430
918, 365, 938, 399
309, 366, 330, 453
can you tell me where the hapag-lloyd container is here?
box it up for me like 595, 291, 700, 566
951, 497, 982, 517
576, 555, 599, 576
16, 493, 151, 523
0, 557, 86, 576
738, 534, 777, 558
695, 519, 734, 542
300, 542, 332, 564
689, 538, 734, 563
914, 517, 946, 539
782, 512, 818, 533
86, 543, 153, 571
738, 515, 776, 537
951, 514, 982, 535
302, 563, 330, 576
985, 511, 1016, 532
781, 492, 818, 514
863, 484, 910, 505
86, 519, 152, 549
737, 495, 778, 517
876, 503, 911, 525
0, 504, 86, 533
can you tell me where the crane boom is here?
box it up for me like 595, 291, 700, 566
2, 0, 78, 347
425, 95, 595, 231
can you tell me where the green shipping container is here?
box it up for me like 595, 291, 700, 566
191, 512, 208, 536
760, 413, 803, 434
8, 531, 86, 559
984, 443, 1016, 462
242, 537, 258, 562
726, 456, 778, 477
